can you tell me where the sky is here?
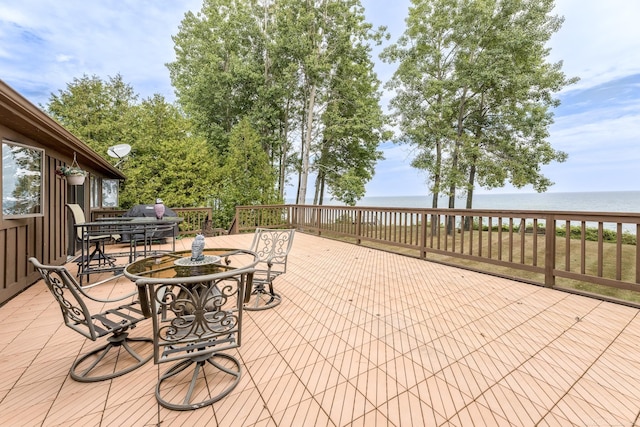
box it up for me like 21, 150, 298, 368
1, 0, 639, 200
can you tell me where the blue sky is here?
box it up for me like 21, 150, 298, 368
1, 0, 639, 199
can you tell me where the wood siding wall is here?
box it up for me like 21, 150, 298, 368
0, 80, 125, 306
0, 151, 68, 304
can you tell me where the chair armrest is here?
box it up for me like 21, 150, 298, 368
137, 283, 153, 318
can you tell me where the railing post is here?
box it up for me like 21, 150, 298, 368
544, 214, 556, 287
421, 212, 428, 259
292, 205, 299, 231
317, 207, 322, 236
356, 210, 362, 245
232, 209, 239, 234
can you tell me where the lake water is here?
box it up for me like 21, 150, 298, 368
355, 191, 640, 213
290, 191, 640, 233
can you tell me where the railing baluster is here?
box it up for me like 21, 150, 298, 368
617, 223, 622, 281
565, 220, 571, 272
234, 204, 638, 301
598, 223, 604, 277
544, 214, 556, 287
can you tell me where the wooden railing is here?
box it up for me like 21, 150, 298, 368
236, 204, 640, 306
91, 207, 214, 236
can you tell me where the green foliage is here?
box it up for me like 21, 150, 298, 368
46, 74, 138, 157
556, 225, 637, 246
45, 76, 218, 210
119, 94, 217, 209
213, 118, 281, 226
467, 220, 636, 245
381, 0, 578, 207
169, 0, 388, 205
333, 213, 356, 225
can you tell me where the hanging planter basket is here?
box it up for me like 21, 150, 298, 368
56, 153, 87, 186
66, 174, 86, 185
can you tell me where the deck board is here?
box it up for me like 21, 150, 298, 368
1, 232, 639, 426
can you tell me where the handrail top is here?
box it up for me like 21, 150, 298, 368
235, 204, 640, 221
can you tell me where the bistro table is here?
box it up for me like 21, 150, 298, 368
124, 247, 259, 409
124, 247, 259, 316
75, 216, 183, 285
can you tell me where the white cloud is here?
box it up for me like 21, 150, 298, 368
55, 54, 73, 63
0, 0, 201, 104
548, 0, 640, 91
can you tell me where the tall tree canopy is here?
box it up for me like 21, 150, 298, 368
382, 0, 577, 209
45, 76, 217, 210
168, 0, 388, 205
214, 117, 280, 224
47, 74, 138, 157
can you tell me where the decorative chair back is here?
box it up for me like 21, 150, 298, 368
244, 228, 295, 310
249, 228, 295, 276
135, 265, 255, 409
28, 257, 151, 382
67, 203, 88, 242
137, 268, 253, 364
30, 257, 101, 340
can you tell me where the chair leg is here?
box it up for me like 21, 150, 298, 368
70, 331, 152, 382
244, 281, 282, 311
155, 353, 242, 410
79, 241, 116, 285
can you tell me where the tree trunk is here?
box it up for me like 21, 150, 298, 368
464, 163, 476, 230
297, 84, 316, 205
278, 102, 290, 201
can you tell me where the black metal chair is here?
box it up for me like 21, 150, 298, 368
244, 228, 295, 310
29, 257, 152, 382
135, 264, 255, 410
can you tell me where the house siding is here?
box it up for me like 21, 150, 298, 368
0, 80, 125, 305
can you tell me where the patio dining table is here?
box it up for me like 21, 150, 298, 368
75, 216, 183, 285
124, 247, 259, 315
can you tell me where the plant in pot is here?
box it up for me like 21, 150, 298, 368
56, 164, 87, 185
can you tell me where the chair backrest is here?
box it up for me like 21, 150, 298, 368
249, 228, 295, 275
66, 203, 87, 242
136, 267, 254, 364
28, 257, 100, 341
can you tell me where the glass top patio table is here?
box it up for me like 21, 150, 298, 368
124, 248, 259, 317
74, 216, 184, 285
123, 248, 259, 281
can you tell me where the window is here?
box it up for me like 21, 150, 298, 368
2, 140, 44, 218
102, 179, 119, 207
90, 175, 100, 208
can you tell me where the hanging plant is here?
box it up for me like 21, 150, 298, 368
56, 153, 87, 185
55, 165, 87, 177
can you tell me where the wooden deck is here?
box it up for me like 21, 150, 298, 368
1, 233, 639, 426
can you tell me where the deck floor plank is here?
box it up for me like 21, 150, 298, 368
1, 232, 639, 426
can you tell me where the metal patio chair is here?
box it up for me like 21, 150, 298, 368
135, 265, 255, 410
28, 257, 152, 382
67, 203, 120, 284
244, 228, 295, 310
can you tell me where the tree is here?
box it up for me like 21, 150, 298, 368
214, 117, 280, 225
119, 94, 217, 209
168, 0, 264, 156
46, 74, 138, 157
275, 0, 387, 205
45, 76, 218, 209
169, 0, 387, 206
382, 0, 577, 213
311, 0, 388, 206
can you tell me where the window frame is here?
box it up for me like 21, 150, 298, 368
2, 139, 45, 219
